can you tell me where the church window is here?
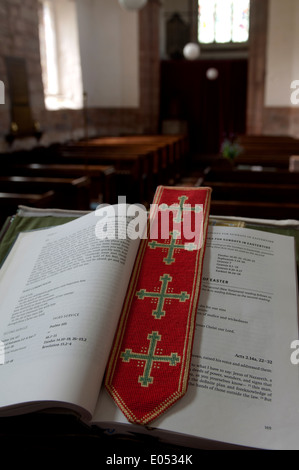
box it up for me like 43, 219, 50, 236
198, 0, 250, 44
38, 0, 83, 110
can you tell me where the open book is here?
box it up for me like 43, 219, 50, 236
0, 206, 298, 450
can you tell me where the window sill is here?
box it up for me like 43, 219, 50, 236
45, 96, 83, 111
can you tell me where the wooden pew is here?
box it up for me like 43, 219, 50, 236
205, 181, 298, 203
0, 134, 189, 207
235, 154, 291, 169
202, 164, 299, 219
1, 164, 116, 206
0, 176, 91, 211
238, 135, 297, 142
58, 147, 155, 204
2, 142, 160, 197
204, 167, 299, 185
235, 135, 299, 169
210, 199, 299, 220
58, 134, 189, 200
77, 134, 188, 182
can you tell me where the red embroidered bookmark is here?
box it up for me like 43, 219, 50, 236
105, 186, 212, 424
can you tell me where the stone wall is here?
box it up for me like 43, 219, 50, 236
0, 0, 161, 153
247, 0, 299, 138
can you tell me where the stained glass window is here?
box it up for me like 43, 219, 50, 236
198, 0, 250, 44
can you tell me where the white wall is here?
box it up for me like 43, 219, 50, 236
76, 0, 139, 108
265, 0, 299, 107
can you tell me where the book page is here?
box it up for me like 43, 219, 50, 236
0, 209, 143, 419
94, 226, 299, 450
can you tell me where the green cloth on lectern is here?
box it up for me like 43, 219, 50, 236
0, 215, 78, 266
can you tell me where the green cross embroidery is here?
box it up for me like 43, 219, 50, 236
160, 195, 203, 224
148, 230, 197, 265
121, 331, 181, 387
136, 274, 190, 319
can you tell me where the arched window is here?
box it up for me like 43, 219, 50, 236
198, 0, 250, 44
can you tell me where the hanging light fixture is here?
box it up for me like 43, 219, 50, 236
118, 0, 147, 10
183, 42, 200, 60
206, 67, 219, 80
